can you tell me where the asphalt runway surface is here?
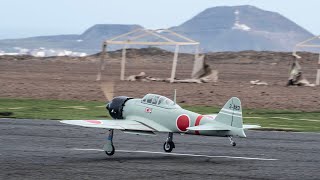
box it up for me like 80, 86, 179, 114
0, 119, 319, 180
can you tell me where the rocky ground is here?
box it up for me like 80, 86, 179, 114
0, 49, 319, 111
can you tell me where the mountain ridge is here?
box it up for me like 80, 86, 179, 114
0, 5, 314, 54
170, 5, 313, 51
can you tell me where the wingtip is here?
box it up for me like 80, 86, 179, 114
60, 120, 71, 124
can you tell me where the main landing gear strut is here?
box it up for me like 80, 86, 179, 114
102, 131, 234, 156
103, 129, 115, 156
228, 136, 236, 147
163, 132, 175, 152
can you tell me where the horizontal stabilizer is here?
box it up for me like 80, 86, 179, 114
243, 124, 261, 129
187, 124, 231, 131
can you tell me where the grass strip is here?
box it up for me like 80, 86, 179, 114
1, 98, 319, 132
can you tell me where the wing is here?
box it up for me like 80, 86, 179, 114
243, 124, 261, 129
187, 124, 261, 131
60, 119, 154, 131
187, 124, 231, 131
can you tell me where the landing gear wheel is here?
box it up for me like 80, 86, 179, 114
105, 144, 115, 156
228, 136, 237, 147
163, 142, 175, 152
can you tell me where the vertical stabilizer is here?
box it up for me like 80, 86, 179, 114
215, 97, 243, 128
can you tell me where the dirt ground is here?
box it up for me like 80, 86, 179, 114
0, 49, 319, 111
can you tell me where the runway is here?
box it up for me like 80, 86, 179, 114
0, 119, 319, 180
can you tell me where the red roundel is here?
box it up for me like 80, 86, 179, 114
176, 114, 190, 132
85, 120, 102, 124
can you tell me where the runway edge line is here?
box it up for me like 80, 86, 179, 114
71, 148, 279, 161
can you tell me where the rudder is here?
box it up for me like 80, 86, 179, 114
215, 97, 243, 128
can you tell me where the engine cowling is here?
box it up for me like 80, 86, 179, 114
106, 96, 132, 119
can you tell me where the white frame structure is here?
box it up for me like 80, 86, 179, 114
96, 28, 200, 83
293, 35, 320, 86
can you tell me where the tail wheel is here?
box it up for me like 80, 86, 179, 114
163, 142, 175, 152
105, 145, 115, 156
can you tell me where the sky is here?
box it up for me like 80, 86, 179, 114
0, 0, 319, 39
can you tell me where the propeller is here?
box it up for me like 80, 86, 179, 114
100, 82, 114, 102
100, 82, 131, 119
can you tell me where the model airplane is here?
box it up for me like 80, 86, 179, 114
61, 88, 260, 156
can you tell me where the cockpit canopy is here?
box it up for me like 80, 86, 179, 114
141, 94, 181, 109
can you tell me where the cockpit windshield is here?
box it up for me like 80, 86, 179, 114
141, 94, 180, 108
